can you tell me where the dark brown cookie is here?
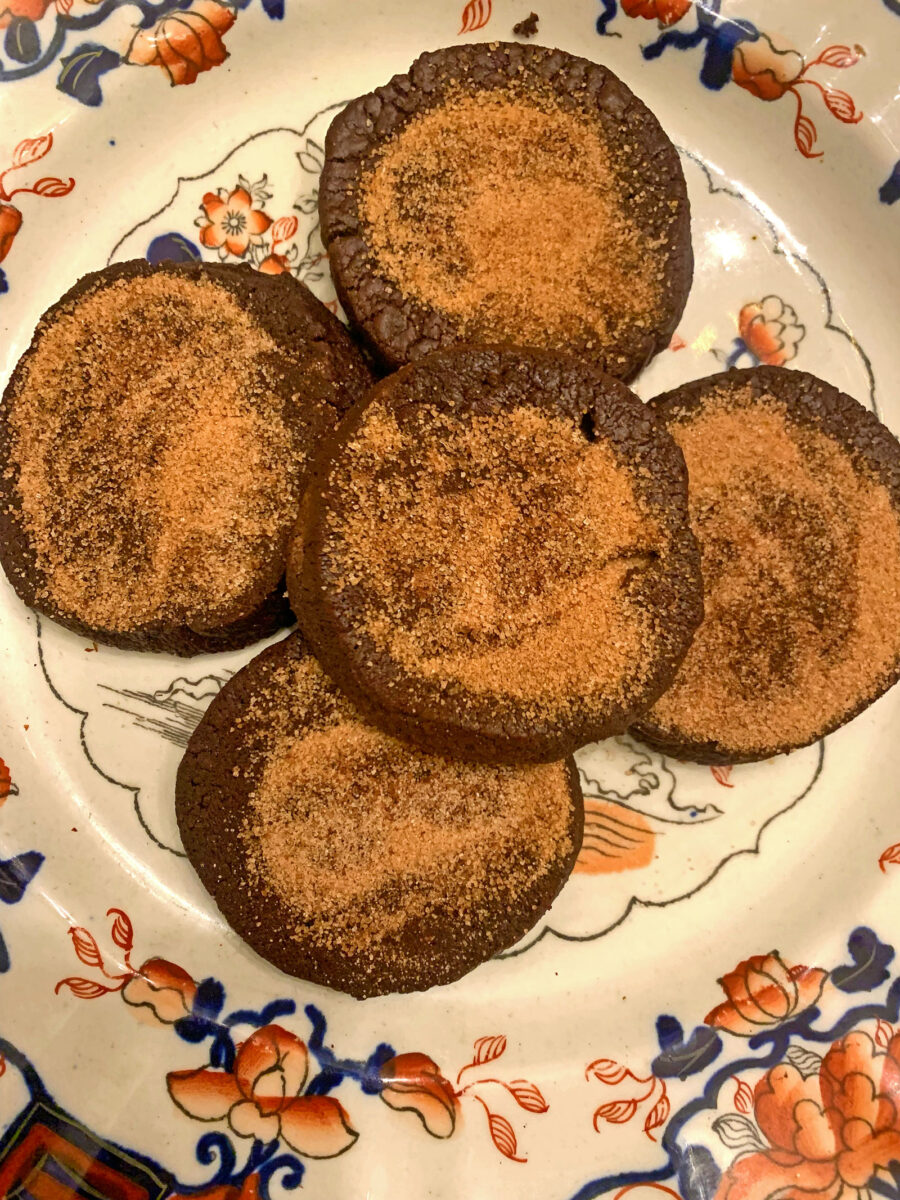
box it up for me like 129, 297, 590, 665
0, 260, 373, 655
289, 346, 703, 763
176, 632, 583, 998
319, 41, 692, 379
631, 366, 900, 763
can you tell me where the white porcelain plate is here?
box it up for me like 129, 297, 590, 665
2, 3, 900, 1198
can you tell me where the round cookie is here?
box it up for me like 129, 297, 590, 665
176, 632, 583, 998
319, 41, 692, 378
289, 346, 703, 764
0, 260, 373, 655
631, 366, 900, 763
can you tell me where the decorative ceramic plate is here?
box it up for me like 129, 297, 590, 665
2, 2, 900, 1197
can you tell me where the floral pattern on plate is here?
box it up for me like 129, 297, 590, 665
0, 0, 280, 105
458, 0, 867, 162
44, 906, 550, 1174
2, 925, 899, 1200
0, 132, 73, 294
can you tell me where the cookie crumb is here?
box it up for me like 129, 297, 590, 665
513, 11, 539, 36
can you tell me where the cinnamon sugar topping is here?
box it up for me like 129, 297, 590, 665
5, 274, 307, 631
241, 653, 575, 963
359, 91, 670, 353
323, 398, 669, 723
648, 386, 900, 753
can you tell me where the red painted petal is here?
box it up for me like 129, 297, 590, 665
137, 957, 197, 996
124, 28, 159, 67
379, 1053, 458, 1139
839, 1129, 900, 1188
257, 255, 289, 275
193, 0, 236, 34
0, 206, 23, 268
224, 234, 250, 258
823, 1032, 879, 1086
280, 1096, 358, 1159
762, 953, 796, 1004
755, 1064, 836, 1160
228, 1099, 280, 1142
235, 1025, 308, 1103
272, 1026, 309, 1097
156, 35, 197, 85
121, 976, 192, 1023
167, 1068, 241, 1119
199, 223, 225, 248
247, 208, 272, 235
235, 1029, 279, 1100
716, 1151, 838, 1200
227, 186, 253, 211
794, 968, 828, 1013
704, 999, 761, 1037
201, 191, 226, 217
187, 10, 224, 63
162, 15, 207, 69
719, 959, 772, 1025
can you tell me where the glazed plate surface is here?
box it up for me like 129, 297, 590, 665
1, 3, 900, 1198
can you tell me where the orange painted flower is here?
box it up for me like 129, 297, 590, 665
122, 958, 197, 1024
379, 1053, 459, 1138
716, 1031, 900, 1200
197, 185, 271, 258
738, 295, 805, 366
167, 1024, 358, 1157
125, 0, 235, 87
732, 33, 804, 101
0, 204, 22, 265
0, 0, 52, 27
256, 214, 298, 274
705, 952, 827, 1037
621, 0, 691, 25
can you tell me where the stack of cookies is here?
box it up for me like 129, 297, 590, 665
4, 43, 900, 999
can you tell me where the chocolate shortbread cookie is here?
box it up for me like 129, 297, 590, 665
319, 41, 692, 378
290, 346, 703, 763
176, 633, 583, 998
632, 366, 900, 763
0, 260, 373, 654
